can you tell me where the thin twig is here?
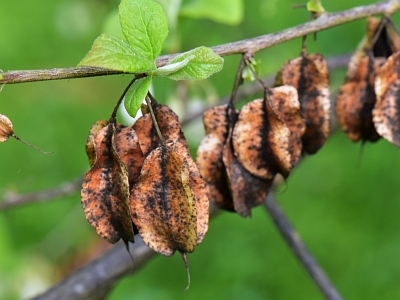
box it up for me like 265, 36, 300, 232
0, 177, 83, 211
263, 194, 343, 300
0, 1, 398, 85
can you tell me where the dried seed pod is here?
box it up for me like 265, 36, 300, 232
130, 143, 198, 256
168, 141, 209, 245
373, 51, 400, 147
276, 52, 331, 154
223, 108, 272, 217
85, 120, 108, 166
0, 114, 14, 142
232, 97, 291, 179
269, 86, 305, 168
81, 123, 134, 244
335, 54, 381, 142
196, 105, 234, 211
113, 124, 145, 188
133, 104, 186, 156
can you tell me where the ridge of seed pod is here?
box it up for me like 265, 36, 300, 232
275, 51, 330, 154
81, 122, 134, 244
196, 105, 234, 211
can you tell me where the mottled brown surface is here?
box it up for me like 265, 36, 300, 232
196, 105, 234, 211
232, 98, 290, 179
133, 104, 187, 156
169, 141, 209, 245
335, 54, 381, 142
224, 108, 272, 217
85, 120, 108, 166
130, 144, 197, 256
277, 53, 331, 154
373, 51, 400, 147
113, 125, 145, 189
0, 114, 14, 142
81, 124, 134, 244
269, 86, 305, 168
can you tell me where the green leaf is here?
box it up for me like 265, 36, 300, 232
307, 0, 325, 15
119, 0, 168, 62
162, 46, 223, 81
0, 74, 3, 80
78, 34, 154, 73
180, 0, 243, 26
124, 76, 153, 118
151, 55, 195, 77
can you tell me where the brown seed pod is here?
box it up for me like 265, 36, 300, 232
133, 104, 186, 156
81, 123, 134, 244
269, 86, 305, 168
223, 108, 272, 217
130, 143, 198, 256
373, 51, 400, 147
0, 114, 14, 142
232, 96, 291, 179
196, 105, 234, 211
85, 120, 108, 166
113, 124, 145, 189
335, 53, 381, 142
276, 52, 331, 154
168, 141, 209, 245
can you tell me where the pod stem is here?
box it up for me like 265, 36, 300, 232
12, 134, 53, 154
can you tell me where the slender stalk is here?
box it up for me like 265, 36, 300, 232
263, 194, 343, 300
1, 1, 399, 85
145, 94, 166, 147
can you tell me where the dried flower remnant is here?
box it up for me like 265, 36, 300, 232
196, 105, 234, 211
276, 52, 330, 154
81, 123, 134, 244
373, 51, 400, 147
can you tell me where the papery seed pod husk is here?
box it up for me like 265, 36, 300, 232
335, 17, 400, 143
373, 51, 400, 147
81, 123, 134, 244
0, 114, 14, 142
133, 104, 187, 156
335, 53, 382, 142
130, 143, 198, 256
168, 141, 209, 244
268, 86, 305, 168
223, 108, 272, 217
232, 97, 291, 179
114, 124, 145, 188
276, 52, 330, 154
196, 105, 234, 211
85, 120, 108, 166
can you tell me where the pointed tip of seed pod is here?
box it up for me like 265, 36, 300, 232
180, 251, 191, 292
123, 239, 136, 267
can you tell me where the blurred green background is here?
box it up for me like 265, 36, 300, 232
1, 0, 400, 299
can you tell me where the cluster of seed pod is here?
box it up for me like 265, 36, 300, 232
197, 52, 330, 217
335, 17, 400, 146
81, 103, 209, 262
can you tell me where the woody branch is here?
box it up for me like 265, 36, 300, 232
1, 1, 399, 84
